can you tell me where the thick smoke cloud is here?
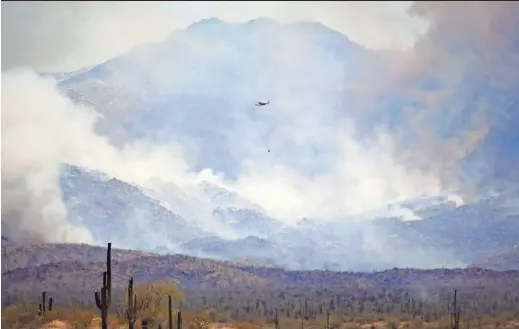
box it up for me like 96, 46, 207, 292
1, 2, 425, 72
403, 1, 519, 193
2, 1, 518, 247
1, 69, 195, 243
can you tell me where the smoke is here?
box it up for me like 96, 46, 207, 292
2, 1, 518, 253
402, 1, 519, 193
1, 2, 177, 72
1, 69, 195, 243
1, 1, 425, 72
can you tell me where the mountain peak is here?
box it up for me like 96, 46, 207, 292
186, 17, 280, 34
190, 17, 225, 27
247, 17, 278, 25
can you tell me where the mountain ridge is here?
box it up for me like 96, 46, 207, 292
3, 239, 519, 308
53, 164, 519, 271
471, 245, 519, 271
7, 17, 519, 272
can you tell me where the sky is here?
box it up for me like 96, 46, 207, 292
2, 1, 519, 246
1, 1, 428, 72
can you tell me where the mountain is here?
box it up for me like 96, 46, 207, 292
40, 66, 92, 83
211, 207, 283, 238
57, 18, 374, 176
3, 240, 519, 308
1, 239, 154, 273
142, 180, 281, 239
471, 245, 519, 271
402, 195, 519, 262
181, 235, 284, 262
57, 163, 519, 271
12, 17, 518, 271
60, 164, 210, 250
180, 190, 519, 270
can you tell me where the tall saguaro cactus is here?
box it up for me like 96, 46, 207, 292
168, 295, 173, 329
177, 303, 183, 329
38, 291, 53, 318
127, 277, 137, 329
95, 243, 112, 329
450, 289, 460, 329
302, 299, 310, 321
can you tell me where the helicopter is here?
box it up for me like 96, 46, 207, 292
255, 100, 270, 106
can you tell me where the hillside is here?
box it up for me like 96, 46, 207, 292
3, 17, 519, 272
471, 245, 519, 271
54, 18, 519, 271
55, 17, 519, 190
60, 164, 210, 250
58, 18, 373, 174
2, 243, 519, 329
3, 241, 519, 302
58, 164, 519, 271
1, 238, 155, 273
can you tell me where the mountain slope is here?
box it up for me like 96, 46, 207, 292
57, 18, 374, 176
60, 164, 210, 250
58, 164, 519, 271
471, 245, 519, 270
1, 241, 154, 273
18, 17, 519, 271
3, 241, 519, 312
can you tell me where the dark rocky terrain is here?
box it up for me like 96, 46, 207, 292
3, 239, 519, 310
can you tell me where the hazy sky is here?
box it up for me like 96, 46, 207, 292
1, 1, 429, 72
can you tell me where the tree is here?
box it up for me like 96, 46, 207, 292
118, 279, 184, 320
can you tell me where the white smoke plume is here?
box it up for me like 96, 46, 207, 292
2, 1, 518, 247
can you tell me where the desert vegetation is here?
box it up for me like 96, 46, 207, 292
2, 243, 519, 329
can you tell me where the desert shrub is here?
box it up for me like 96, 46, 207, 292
185, 314, 211, 329
1, 299, 42, 328
233, 321, 261, 329
408, 318, 425, 329
249, 316, 268, 326
2, 307, 38, 329
357, 313, 380, 325
1, 304, 104, 329
341, 323, 362, 329
387, 320, 399, 329
45, 307, 99, 326
202, 308, 219, 322
136, 316, 160, 329
399, 322, 410, 329
278, 318, 305, 329
212, 311, 234, 323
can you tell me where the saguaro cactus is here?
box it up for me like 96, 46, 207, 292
38, 291, 53, 318
302, 299, 310, 321
127, 277, 137, 329
449, 289, 460, 329
95, 242, 112, 329
177, 305, 183, 329
168, 295, 173, 329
